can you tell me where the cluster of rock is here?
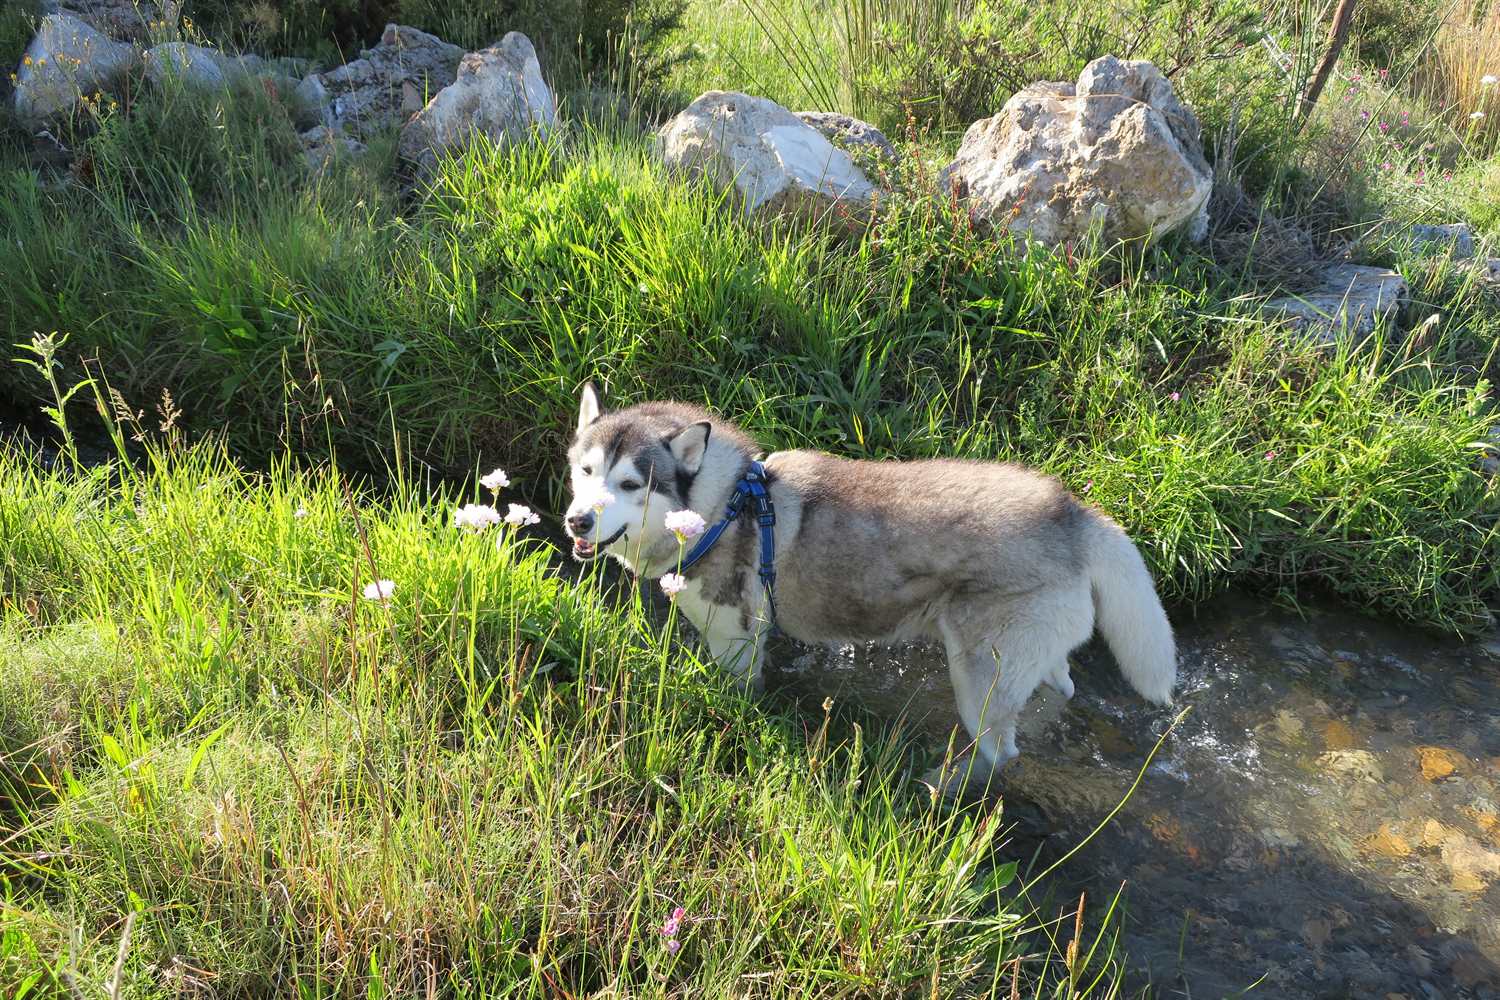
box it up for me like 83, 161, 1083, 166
11, 11, 1497, 356
11, 5, 556, 171
1260, 264, 1411, 345
1257, 222, 1500, 344
654, 56, 1214, 250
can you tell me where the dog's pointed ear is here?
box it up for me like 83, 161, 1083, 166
576, 383, 602, 435
666, 421, 712, 474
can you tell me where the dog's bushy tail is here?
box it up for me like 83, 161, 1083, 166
1086, 512, 1176, 704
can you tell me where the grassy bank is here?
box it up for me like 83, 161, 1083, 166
2, 74, 1496, 632
0, 441, 1135, 996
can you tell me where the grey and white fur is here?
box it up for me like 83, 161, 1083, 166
563, 386, 1176, 786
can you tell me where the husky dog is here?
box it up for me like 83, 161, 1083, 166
563, 385, 1176, 782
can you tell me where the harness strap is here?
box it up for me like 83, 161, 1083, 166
677, 459, 778, 626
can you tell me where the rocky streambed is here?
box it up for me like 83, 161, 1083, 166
772, 593, 1500, 998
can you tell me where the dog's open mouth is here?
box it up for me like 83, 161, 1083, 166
571, 525, 625, 560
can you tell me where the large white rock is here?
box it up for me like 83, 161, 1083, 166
1261, 264, 1409, 344
143, 42, 231, 90
656, 91, 880, 223
13, 13, 138, 122
939, 56, 1213, 248
398, 32, 556, 172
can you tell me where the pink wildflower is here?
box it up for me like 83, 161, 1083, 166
664, 509, 707, 541
662, 905, 687, 952
454, 503, 502, 532
578, 486, 616, 512
1264, 450, 1277, 461
504, 503, 540, 527
660, 573, 688, 599
1169, 391, 1181, 402
362, 579, 395, 602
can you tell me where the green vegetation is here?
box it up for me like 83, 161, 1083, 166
2, 0, 1499, 992
0, 440, 1136, 996
2, 73, 1495, 631
181, 0, 689, 83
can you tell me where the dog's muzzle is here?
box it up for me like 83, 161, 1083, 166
570, 524, 625, 560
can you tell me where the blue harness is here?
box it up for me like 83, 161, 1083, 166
676, 460, 778, 623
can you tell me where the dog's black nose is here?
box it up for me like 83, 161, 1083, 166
567, 511, 594, 536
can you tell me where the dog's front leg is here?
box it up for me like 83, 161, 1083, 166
674, 586, 766, 693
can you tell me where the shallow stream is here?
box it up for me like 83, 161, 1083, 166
771, 593, 1500, 998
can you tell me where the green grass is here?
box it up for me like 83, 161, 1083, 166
2, 0, 1499, 993
1, 70, 1496, 634
0, 440, 1137, 997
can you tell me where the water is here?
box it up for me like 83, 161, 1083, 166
769, 592, 1500, 998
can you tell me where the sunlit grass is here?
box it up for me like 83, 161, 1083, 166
2, 79, 1495, 633
0, 441, 1137, 997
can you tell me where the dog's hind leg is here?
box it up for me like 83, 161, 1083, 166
932, 587, 1093, 791
1045, 662, 1075, 699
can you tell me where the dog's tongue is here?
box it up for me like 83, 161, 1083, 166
573, 537, 595, 558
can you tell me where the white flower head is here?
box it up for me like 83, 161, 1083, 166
293, 505, 309, 519
1482, 74, 1498, 86
581, 486, 616, 513
504, 503, 540, 527
454, 503, 502, 532
362, 579, 396, 602
660, 573, 688, 599
1472, 111, 1487, 120
479, 468, 510, 492
664, 509, 708, 542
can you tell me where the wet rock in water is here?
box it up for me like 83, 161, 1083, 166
1261, 264, 1409, 345
1322, 719, 1359, 749
1443, 939, 1500, 989
1362, 822, 1414, 859
296, 24, 463, 137
938, 56, 1212, 248
13, 13, 138, 122
1415, 745, 1466, 781
398, 32, 556, 175
1396, 222, 1475, 259
1317, 748, 1384, 783
656, 91, 882, 225
794, 111, 899, 166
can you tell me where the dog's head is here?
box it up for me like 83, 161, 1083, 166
563, 385, 717, 567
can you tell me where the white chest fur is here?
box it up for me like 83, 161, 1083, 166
670, 577, 768, 684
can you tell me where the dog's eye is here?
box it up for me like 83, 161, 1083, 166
618, 479, 643, 492
580, 465, 593, 476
